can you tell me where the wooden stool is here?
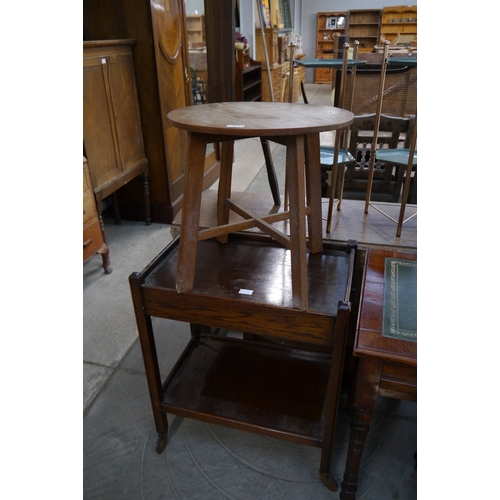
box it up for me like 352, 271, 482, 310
167, 102, 354, 310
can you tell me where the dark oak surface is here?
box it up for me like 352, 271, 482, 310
130, 233, 357, 492
167, 102, 354, 138
340, 248, 416, 500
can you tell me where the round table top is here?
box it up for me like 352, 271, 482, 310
296, 58, 367, 69
167, 102, 354, 137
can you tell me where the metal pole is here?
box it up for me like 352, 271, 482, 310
255, 0, 274, 102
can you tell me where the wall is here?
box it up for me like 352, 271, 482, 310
185, 0, 205, 14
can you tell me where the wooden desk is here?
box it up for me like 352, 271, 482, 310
167, 102, 354, 311
340, 248, 417, 500
129, 233, 357, 491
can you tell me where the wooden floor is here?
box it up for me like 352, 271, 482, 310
171, 189, 417, 251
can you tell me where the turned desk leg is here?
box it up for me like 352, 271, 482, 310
340, 357, 383, 500
177, 133, 209, 293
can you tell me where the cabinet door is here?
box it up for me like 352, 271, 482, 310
150, 0, 192, 203
83, 45, 146, 192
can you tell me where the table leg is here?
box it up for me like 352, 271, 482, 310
260, 138, 281, 206
340, 357, 383, 500
217, 140, 235, 244
304, 133, 323, 254
326, 127, 343, 233
129, 273, 169, 452
285, 134, 308, 311
319, 301, 351, 491
177, 133, 209, 293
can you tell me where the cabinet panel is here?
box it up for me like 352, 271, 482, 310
108, 55, 147, 172
82, 62, 120, 188
83, 40, 149, 216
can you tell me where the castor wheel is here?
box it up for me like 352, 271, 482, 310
156, 433, 168, 454
319, 471, 338, 491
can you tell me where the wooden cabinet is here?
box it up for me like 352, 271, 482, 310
254, 27, 305, 103
83, 40, 150, 224
315, 12, 348, 84
255, 27, 279, 67
280, 61, 304, 103
380, 5, 417, 46
83, 157, 111, 274
186, 14, 205, 46
83, 0, 221, 224
347, 9, 381, 53
261, 63, 282, 102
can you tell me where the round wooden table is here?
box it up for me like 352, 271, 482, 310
167, 101, 354, 310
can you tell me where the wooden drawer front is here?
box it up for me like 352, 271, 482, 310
379, 362, 417, 401
83, 190, 98, 226
83, 159, 93, 194
83, 219, 105, 262
261, 66, 282, 102
282, 67, 302, 103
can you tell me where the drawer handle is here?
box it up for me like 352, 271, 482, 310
83, 239, 93, 247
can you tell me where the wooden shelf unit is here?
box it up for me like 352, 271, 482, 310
314, 11, 347, 84
255, 27, 279, 67
380, 5, 417, 46
186, 14, 205, 45
235, 54, 262, 102
347, 9, 381, 53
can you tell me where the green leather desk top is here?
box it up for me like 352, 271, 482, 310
382, 258, 417, 342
